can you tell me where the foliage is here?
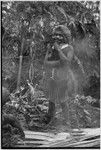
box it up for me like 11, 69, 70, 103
2, 132, 20, 148
2, 1, 100, 56
3, 84, 100, 131
2, 1, 100, 93
2, 81, 100, 147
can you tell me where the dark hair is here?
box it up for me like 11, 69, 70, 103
53, 26, 71, 44
52, 34, 69, 44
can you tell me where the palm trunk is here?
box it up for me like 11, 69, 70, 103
17, 38, 24, 90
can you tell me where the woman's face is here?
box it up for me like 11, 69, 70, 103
52, 34, 67, 45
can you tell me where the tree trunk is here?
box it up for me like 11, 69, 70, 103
17, 38, 24, 90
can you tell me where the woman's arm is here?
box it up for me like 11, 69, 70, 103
54, 42, 67, 61
44, 49, 60, 67
54, 42, 74, 62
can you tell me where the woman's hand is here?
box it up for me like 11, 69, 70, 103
54, 42, 61, 52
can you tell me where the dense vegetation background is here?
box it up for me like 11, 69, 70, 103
2, 1, 100, 148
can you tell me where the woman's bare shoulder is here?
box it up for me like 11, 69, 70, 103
61, 45, 73, 56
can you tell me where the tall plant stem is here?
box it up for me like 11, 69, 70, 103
17, 38, 24, 90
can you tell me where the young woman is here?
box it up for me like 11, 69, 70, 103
42, 26, 78, 127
